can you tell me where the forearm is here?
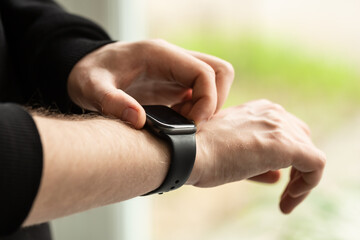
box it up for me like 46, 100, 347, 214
24, 114, 170, 226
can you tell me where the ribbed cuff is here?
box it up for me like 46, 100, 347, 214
36, 36, 114, 111
24, 11, 114, 112
0, 104, 43, 236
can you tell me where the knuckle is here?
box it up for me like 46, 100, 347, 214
149, 38, 168, 46
263, 119, 281, 129
264, 109, 283, 122
316, 152, 327, 169
202, 65, 216, 79
131, 40, 146, 48
225, 61, 235, 75
133, 39, 170, 57
265, 109, 277, 116
99, 91, 113, 115
257, 99, 273, 105
272, 116, 283, 123
270, 103, 286, 112
270, 115, 283, 124
129, 40, 148, 54
218, 61, 235, 80
198, 65, 217, 87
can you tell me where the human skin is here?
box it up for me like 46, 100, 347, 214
63, 39, 324, 220
24, 100, 325, 226
67, 39, 235, 129
188, 99, 326, 213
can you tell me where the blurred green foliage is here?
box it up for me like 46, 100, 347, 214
151, 30, 360, 240
166, 30, 360, 140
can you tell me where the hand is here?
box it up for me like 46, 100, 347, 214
188, 99, 326, 214
67, 39, 234, 129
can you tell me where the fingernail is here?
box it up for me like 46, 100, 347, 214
122, 108, 138, 126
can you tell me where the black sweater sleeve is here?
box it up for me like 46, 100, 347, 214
0, 104, 43, 236
0, 0, 113, 110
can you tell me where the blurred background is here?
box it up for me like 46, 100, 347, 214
54, 0, 360, 239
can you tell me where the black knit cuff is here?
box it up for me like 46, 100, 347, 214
23, 11, 114, 112
0, 104, 43, 236
35, 36, 114, 112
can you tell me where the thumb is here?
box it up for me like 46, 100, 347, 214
99, 86, 146, 129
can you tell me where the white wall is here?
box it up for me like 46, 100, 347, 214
51, 0, 151, 239
149, 0, 360, 63
57, 0, 147, 41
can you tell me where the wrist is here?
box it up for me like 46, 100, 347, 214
186, 132, 206, 186
141, 105, 197, 194
138, 127, 171, 194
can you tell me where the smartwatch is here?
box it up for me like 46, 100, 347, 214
142, 105, 197, 195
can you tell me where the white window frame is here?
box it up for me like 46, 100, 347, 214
51, 0, 151, 239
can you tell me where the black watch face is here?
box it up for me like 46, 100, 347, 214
143, 105, 196, 134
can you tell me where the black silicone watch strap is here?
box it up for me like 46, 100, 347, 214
143, 133, 196, 195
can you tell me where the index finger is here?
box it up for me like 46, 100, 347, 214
152, 43, 218, 122
291, 145, 326, 187
280, 145, 326, 213
187, 51, 235, 112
